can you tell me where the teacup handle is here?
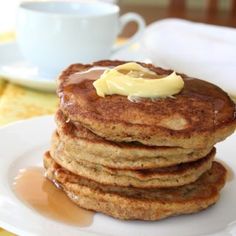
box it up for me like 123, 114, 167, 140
112, 13, 145, 53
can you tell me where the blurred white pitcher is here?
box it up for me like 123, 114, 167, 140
16, 1, 145, 75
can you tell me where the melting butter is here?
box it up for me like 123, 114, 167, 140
93, 62, 184, 98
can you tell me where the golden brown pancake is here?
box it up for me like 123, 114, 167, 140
58, 60, 236, 149
55, 109, 213, 169
44, 152, 226, 221
50, 140, 215, 188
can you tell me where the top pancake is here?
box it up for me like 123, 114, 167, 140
58, 60, 236, 148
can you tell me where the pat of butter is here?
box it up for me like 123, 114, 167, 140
93, 62, 184, 98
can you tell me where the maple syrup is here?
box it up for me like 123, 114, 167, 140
65, 66, 107, 86
13, 167, 94, 226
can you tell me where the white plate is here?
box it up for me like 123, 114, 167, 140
0, 116, 236, 236
0, 42, 150, 92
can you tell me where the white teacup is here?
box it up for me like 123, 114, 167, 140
16, 1, 145, 75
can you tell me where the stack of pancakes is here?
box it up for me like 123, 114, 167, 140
44, 60, 236, 220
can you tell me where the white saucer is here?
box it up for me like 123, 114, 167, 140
0, 42, 56, 92
0, 41, 150, 92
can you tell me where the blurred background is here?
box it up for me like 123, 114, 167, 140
120, 0, 236, 36
1, 0, 236, 37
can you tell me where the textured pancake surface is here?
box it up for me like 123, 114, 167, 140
58, 60, 236, 148
55, 109, 213, 169
44, 152, 226, 220
50, 134, 215, 188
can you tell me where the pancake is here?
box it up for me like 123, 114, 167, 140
44, 152, 226, 220
55, 109, 213, 169
49, 145, 215, 188
58, 60, 236, 149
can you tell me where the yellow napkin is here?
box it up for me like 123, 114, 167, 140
0, 32, 14, 43
0, 83, 58, 125
0, 229, 14, 236
0, 79, 6, 95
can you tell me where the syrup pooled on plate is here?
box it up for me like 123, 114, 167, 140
13, 167, 94, 226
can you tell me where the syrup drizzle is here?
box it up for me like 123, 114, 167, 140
65, 66, 108, 86
13, 167, 94, 226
